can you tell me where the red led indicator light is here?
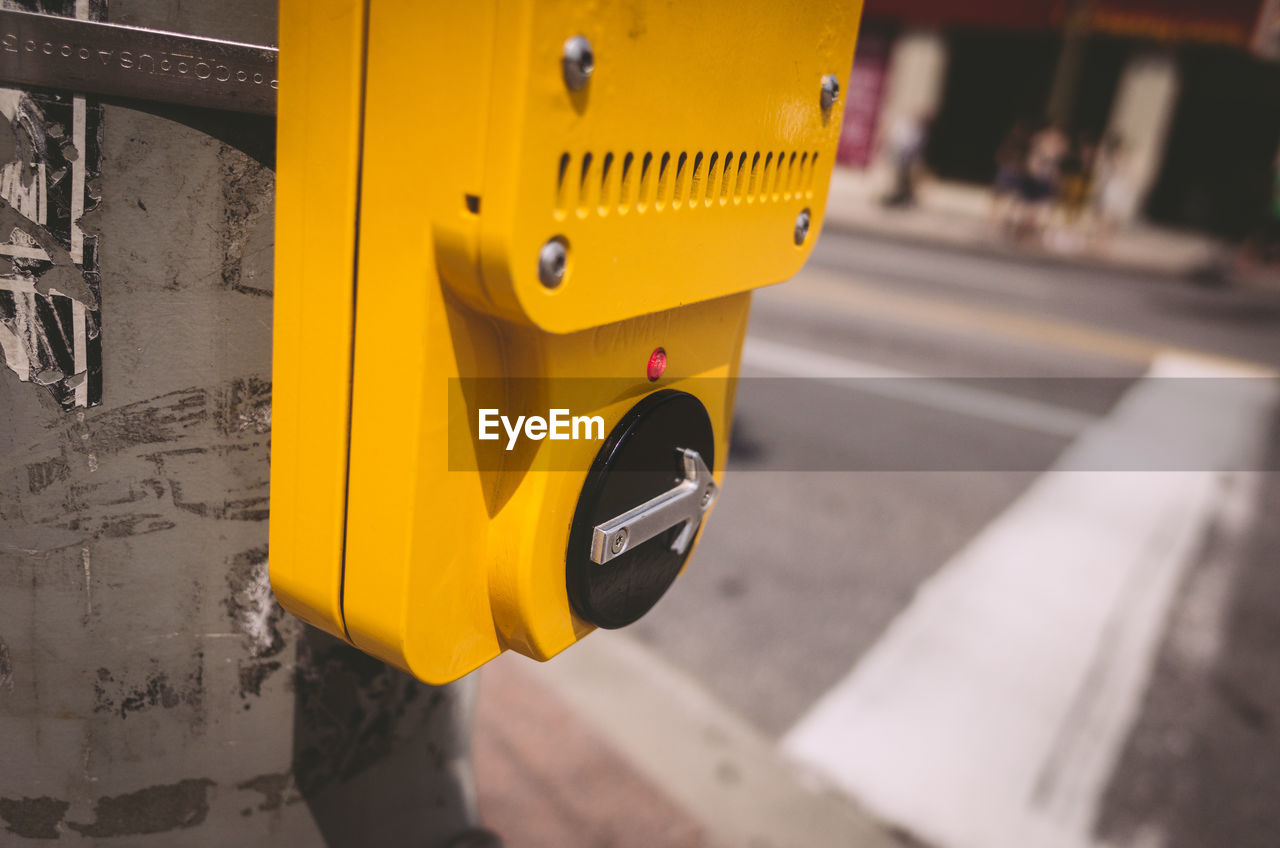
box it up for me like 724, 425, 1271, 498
646, 347, 667, 381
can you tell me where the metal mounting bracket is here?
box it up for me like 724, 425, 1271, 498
0, 9, 278, 114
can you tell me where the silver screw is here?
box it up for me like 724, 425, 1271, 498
794, 209, 811, 245
820, 74, 840, 111
701, 486, 715, 507
562, 35, 594, 91
538, 237, 568, 288
611, 528, 628, 554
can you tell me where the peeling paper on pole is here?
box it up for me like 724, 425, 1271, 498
0, 2, 105, 410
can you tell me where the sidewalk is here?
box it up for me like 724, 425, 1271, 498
822, 167, 1227, 280
472, 634, 908, 848
472, 655, 708, 848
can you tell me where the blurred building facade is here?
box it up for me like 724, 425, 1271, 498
840, 0, 1280, 237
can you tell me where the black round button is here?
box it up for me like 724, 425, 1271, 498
566, 390, 715, 629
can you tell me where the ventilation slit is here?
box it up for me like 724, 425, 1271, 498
689, 152, 704, 208
674, 152, 689, 208
639, 152, 654, 211
598, 152, 615, 216
720, 151, 732, 205
619, 152, 635, 213
656, 152, 672, 210
704, 153, 718, 207
555, 153, 571, 218
554, 146, 823, 216
578, 152, 595, 216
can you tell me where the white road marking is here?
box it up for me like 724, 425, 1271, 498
780, 351, 1277, 848
743, 336, 1097, 439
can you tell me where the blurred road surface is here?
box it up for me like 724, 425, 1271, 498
478, 228, 1280, 848
636, 229, 1280, 848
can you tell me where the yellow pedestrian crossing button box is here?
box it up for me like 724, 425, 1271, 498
270, 0, 862, 683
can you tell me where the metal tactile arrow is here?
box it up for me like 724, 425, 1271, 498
590, 447, 718, 565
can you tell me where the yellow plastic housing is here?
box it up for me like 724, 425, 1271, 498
271, 0, 862, 683
459, 0, 862, 333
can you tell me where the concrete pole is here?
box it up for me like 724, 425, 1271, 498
0, 2, 491, 845
1045, 0, 1095, 126
1103, 51, 1180, 223
872, 28, 948, 182
879, 29, 948, 130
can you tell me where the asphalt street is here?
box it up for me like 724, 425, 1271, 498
623, 228, 1280, 848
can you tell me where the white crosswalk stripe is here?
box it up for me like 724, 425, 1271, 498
781, 351, 1278, 848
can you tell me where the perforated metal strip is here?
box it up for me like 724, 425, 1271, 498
0, 9, 277, 114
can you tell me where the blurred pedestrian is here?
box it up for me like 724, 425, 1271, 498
1014, 121, 1069, 242
1058, 133, 1097, 224
881, 112, 930, 208
1045, 133, 1099, 252
989, 120, 1029, 234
